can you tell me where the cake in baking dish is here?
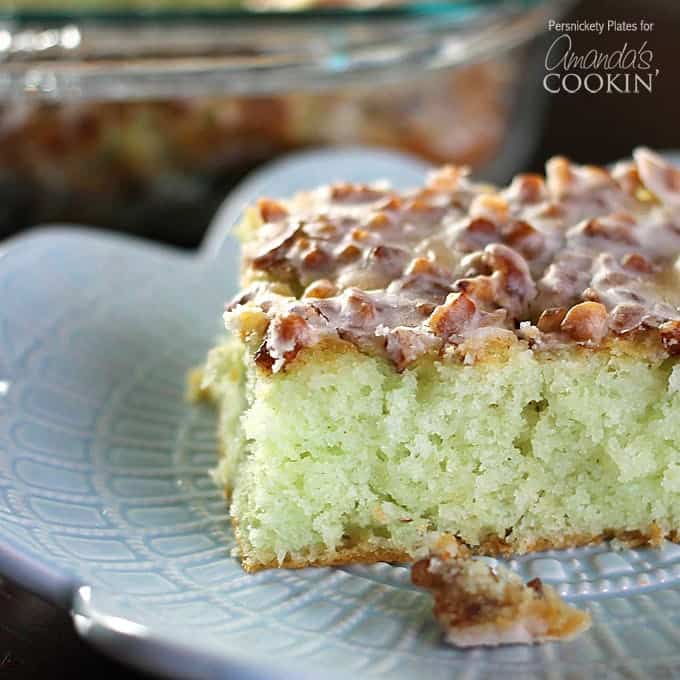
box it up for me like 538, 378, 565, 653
194, 147, 680, 572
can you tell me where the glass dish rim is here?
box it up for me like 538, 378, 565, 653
0, 0, 542, 24
0, 0, 565, 101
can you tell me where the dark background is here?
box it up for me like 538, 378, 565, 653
1, 0, 679, 678
531, 0, 680, 171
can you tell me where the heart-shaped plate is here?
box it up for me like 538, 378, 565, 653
1, 147, 680, 680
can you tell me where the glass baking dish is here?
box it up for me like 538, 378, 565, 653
0, 1, 569, 245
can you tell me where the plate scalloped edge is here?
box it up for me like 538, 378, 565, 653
2, 146, 680, 680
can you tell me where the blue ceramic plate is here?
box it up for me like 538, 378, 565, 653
2, 147, 680, 680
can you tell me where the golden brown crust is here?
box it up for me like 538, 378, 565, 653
243, 546, 413, 573
231, 515, 411, 573
233, 522, 678, 573
259, 328, 668, 378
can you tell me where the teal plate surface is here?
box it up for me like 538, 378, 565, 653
1, 148, 680, 679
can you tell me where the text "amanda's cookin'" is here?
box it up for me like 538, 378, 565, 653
543, 33, 660, 94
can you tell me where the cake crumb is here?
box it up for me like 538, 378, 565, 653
412, 551, 591, 647
186, 367, 210, 402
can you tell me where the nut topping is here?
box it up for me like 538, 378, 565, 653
609, 303, 646, 334
634, 147, 680, 208
303, 279, 337, 299
537, 307, 567, 333
621, 252, 654, 273
257, 198, 288, 222
502, 220, 545, 260
427, 292, 477, 339
457, 218, 498, 253
367, 212, 391, 230
330, 183, 386, 203
470, 194, 508, 222
483, 244, 537, 318
233, 148, 680, 371
342, 289, 377, 327
257, 313, 312, 372
560, 302, 609, 343
336, 243, 362, 263
660, 321, 680, 355
301, 246, 329, 269
504, 173, 547, 204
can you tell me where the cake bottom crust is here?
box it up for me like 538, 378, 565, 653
233, 517, 674, 573
231, 516, 411, 572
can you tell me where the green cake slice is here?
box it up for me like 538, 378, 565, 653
195, 148, 680, 572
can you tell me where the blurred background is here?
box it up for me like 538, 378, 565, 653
0, 0, 678, 248
0, 0, 678, 678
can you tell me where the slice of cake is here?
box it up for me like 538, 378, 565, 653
197, 147, 680, 572
411, 541, 591, 646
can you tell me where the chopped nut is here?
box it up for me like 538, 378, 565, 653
303, 279, 337, 299
621, 252, 653, 273
406, 257, 439, 276
301, 246, 329, 269
404, 196, 434, 212
535, 202, 565, 219
547, 156, 614, 199
368, 245, 410, 279
416, 302, 437, 316
302, 220, 338, 239
595, 270, 630, 287
427, 164, 467, 192
574, 214, 638, 245
263, 312, 313, 371
351, 228, 369, 242
582, 287, 602, 301
380, 326, 442, 371
343, 289, 377, 326
484, 243, 537, 317
455, 276, 496, 306
427, 292, 477, 339
634, 147, 680, 207
469, 193, 508, 222
537, 307, 567, 333
457, 218, 498, 253
251, 221, 302, 271
612, 161, 643, 197
235, 307, 270, 339
609, 303, 646, 334
560, 301, 609, 343
502, 220, 545, 260
367, 212, 391, 230
254, 341, 275, 371
378, 196, 403, 211
331, 183, 385, 203
337, 243, 362, 263
660, 320, 680, 355
458, 251, 492, 278
273, 312, 310, 345
390, 273, 453, 303
505, 173, 547, 204
545, 156, 573, 198
257, 198, 288, 222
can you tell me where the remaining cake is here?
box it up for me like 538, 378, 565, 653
411, 541, 591, 646
196, 147, 680, 572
